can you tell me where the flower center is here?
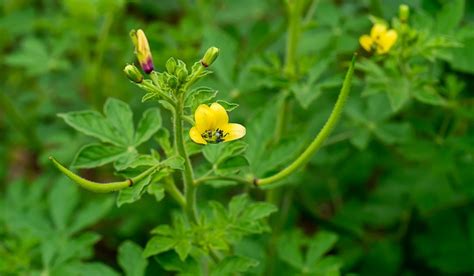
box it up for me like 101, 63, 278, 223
201, 128, 229, 143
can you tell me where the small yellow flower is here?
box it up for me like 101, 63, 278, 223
359, 23, 398, 54
130, 29, 154, 73
189, 103, 246, 144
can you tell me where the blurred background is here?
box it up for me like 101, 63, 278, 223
1, 0, 473, 275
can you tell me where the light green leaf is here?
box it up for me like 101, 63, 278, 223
104, 98, 135, 145
185, 86, 218, 111
241, 202, 278, 221
72, 143, 127, 169
134, 108, 162, 146
216, 100, 239, 111
211, 256, 259, 276
116, 174, 152, 207
58, 111, 125, 146
143, 236, 176, 257
174, 240, 192, 261
161, 155, 185, 170
147, 183, 165, 202
436, 0, 464, 33
217, 155, 249, 175
118, 241, 148, 276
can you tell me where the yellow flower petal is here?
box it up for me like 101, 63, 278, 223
189, 127, 207, 144
378, 29, 398, 54
210, 102, 228, 128
221, 123, 246, 142
359, 35, 373, 52
370, 23, 387, 41
194, 104, 215, 133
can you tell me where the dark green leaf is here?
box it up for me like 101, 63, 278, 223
211, 256, 259, 276
104, 98, 135, 145
68, 197, 114, 234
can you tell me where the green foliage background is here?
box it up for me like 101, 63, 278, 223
1, 0, 473, 275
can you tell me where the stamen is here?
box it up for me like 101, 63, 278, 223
201, 128, 229, 143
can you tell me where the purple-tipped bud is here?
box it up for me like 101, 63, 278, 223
130, 29, 154, 74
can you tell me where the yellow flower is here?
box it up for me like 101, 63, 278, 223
189, 103, 246, 144
130, 29, 154, 73
359, 23, 398, 54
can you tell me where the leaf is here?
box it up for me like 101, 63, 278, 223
155, 128, 174, 157
153, 251, 201, 275
58, 111, 125, 147
216, 100, 239, 112
116, 174, 152, 207
277, 231, 305, 269
241, 202, 278, 221
161, 155, 185, 170
48, 179, 79, 230
147, 183, 165, 202
203, 141, 247, 164
228, 194, 250, 218
386, 77, 410, 112
413, 86, 447, 106
216, 155, 249, 175
72, 143, 128, 169
143, 236, 176, 257
104, 98, 135, 145
118, 241, 148, 276
68, 197, 114, 234
174, 240, 192, 261
185, 86, 218, 111
305, 231, 338, 266
435, 0, 464, 33
134, 108, 162, 146
211, 256, 259, 276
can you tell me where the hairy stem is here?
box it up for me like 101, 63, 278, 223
173, 96, 198, 223
256, 54, 357, 186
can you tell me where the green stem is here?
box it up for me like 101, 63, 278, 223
256, 54, 356, 186
163, 176, 186, 207
49, 156, 157, 193
173, 96, 198, 223
284, 0, 303, 79
184, 64, 205, 92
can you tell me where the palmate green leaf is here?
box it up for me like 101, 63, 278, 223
104, 98, 135, 145
211, 256, 259, 276
216, 155, 249, 175
147, 183, 165, 202
58, 111, 125, 147
203, 141, 247, 164
118, 241, 148, 276
72, 143, 128, 169
116, 174, 152, 207
277, 231, 305, 269
54, 232, 101, 266
134, 108, 162, 146
435, 0, 464, 33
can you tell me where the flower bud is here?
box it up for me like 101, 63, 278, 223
167, 75, 178, 89
177, 67, 188, 83
166, 57, 177, 74
399, 4, 410, 22
130, 29, 154, 74
123, 64, 143, 83
200, 46, 219, 67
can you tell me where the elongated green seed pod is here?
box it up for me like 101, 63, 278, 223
49, 156, 157, 193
